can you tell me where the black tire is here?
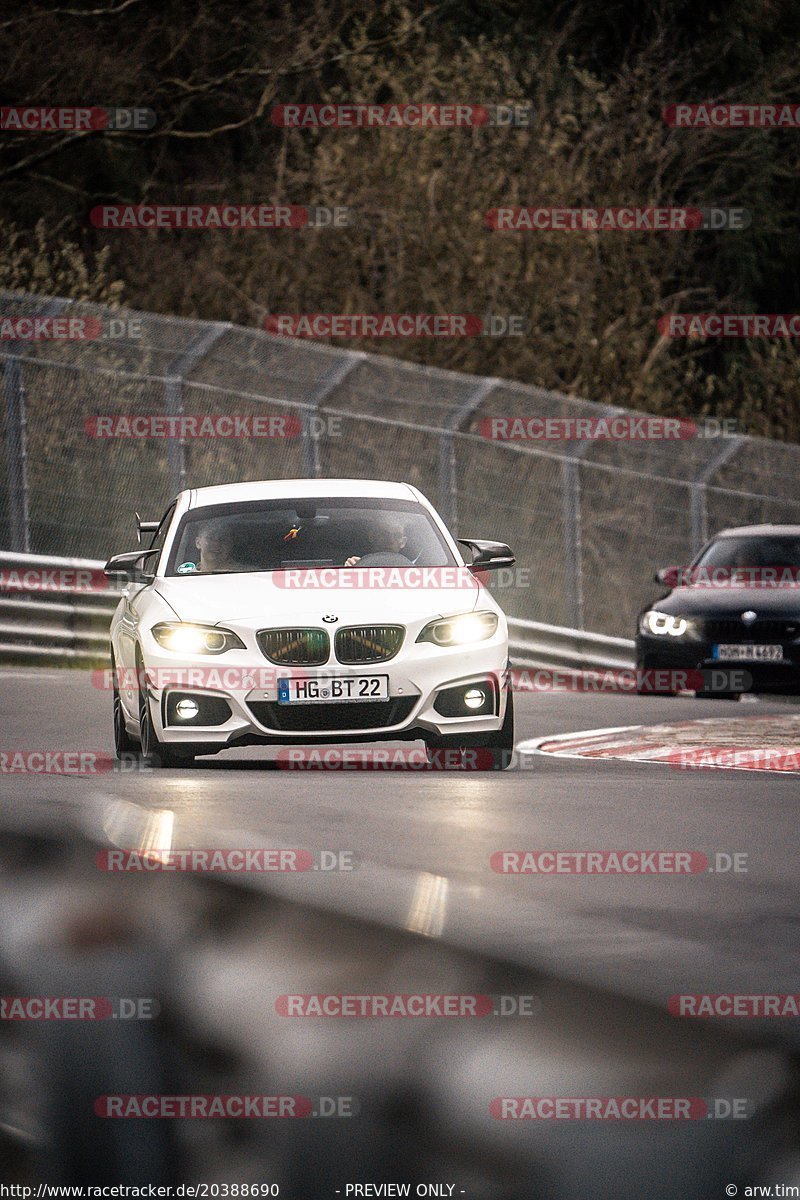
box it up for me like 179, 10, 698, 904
136, 650, 197, 768
427, 688, 515, 771
111, 650, 139, 757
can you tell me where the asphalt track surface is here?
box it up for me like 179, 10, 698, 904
2, 669, 799, 1027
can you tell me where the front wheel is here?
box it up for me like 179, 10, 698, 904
136, 651, 197, 768
426, 689, 515, 771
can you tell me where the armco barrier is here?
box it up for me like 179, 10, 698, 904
0, 552, 635, 670
0, 551, 121, 665
508, 615, 636, 672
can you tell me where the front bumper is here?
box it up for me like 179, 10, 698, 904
636, 633, 800, 694
139, 633, 511, 746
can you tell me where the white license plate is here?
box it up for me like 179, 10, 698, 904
714, 644, 784, 662
277, 675, 389, 704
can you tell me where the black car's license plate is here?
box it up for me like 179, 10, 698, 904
713, 643, 784, 662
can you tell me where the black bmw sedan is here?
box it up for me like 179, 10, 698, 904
636, 524, 800, 697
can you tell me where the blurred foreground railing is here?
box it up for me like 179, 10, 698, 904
0, 803, 796, 1192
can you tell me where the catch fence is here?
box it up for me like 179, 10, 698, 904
2, 290, 798, 636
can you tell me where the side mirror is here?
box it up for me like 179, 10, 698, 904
458, 538, 516, 571
104, 549, 158, 582
655, 566, 683, 588
135, 511, 160, 546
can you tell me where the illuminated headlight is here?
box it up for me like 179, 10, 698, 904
151, 622, 245, 655
417, 611, 499, 647
639, 611, 695, 638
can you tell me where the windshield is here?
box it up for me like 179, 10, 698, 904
696, 535, 800, 570
165, 497, 457, 577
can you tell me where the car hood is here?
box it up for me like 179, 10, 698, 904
154, 570, 486, 626
649, 586, 800, 618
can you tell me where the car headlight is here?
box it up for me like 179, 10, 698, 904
639, 611, 696, 638
151, 622, 246, 655
416, 610, 499, 647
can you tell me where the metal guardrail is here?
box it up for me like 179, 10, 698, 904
0, 551, 635, 670
0, 551, 121, 665
507, 615, 636, 672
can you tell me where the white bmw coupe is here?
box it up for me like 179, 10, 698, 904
105, 479, 515, 768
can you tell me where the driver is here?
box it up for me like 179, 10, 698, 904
195, 523, 244, 573
344, 516, 409, 567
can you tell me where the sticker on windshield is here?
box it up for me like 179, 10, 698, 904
177, 561, 198, 574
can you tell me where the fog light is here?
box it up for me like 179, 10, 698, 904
464, 688, 486, 710
175, 698, 200, 720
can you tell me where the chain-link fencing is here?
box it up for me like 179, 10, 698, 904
2, 289, 799, 637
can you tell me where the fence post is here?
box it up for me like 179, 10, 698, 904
3, 355, 29, 553
2, 296, 71, 552
299, 354, 362, 478
560, 404, 632, 630
164, 324, 230, 493
438, 379, 498, 534
690, 437, 745, 554
561, 456, 584, 629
